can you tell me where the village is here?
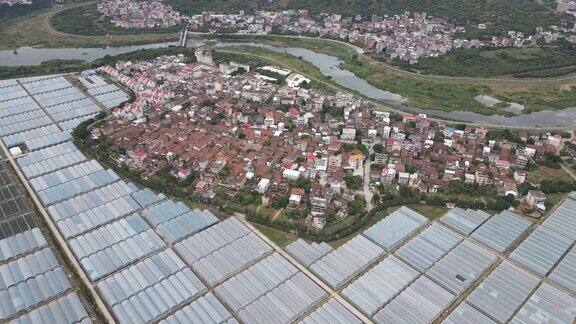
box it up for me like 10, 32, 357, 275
90, 46, 570, 232
92, 0, 576, 63
188, 10, 576, 63
0, 0, 31, 5
97, 0, 181, 29
558, 0, 576, 16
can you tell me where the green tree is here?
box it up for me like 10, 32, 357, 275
270, 196, 289, 209
345, 174, 363, 190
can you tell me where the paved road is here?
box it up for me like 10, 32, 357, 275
363, 160, 373, 212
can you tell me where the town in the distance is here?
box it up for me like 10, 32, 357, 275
95, 0, 576, 63
1, 0, 576, 323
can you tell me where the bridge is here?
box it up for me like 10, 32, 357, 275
179, 18, 190, 47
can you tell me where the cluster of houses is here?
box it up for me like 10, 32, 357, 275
97, 0, 181, 29
94, 53, 375, 228
185, 10, 575, 63
0, 0, 31, 5
94, 1, 575, 62
558, 0, 576, 16
187, 10, 465, 63
369, 113, 563, 212
93, 50, 565, 230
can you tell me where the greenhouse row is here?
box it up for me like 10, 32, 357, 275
3, 124, 63, 149
37, 169, 120, 205
310, 234, 384, 289
47, 181, 138, 222
30, 160, 104, 192
214, 252, 299, 313
8, 293, 92, 324
285, 239, 333, 267
0, 228, 46, 263
439, 207, 491, 235
56, 193, 144, 239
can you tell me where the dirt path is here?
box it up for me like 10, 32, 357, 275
561, 163, 576, 181
363, 160, 373, 212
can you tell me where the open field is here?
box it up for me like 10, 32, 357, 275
544, 192, 566, 214
394, 43, 576, 78
213, 34, 359, 61
328, 207, 399, 248
407, 204, 448, 220
215, 45, 349, 92
252, 223, 298, 248
0, 0, 51, 24
527, 166, 572, 184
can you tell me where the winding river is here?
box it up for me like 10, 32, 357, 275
0, 42, 180, 66
1, 41, 575, 128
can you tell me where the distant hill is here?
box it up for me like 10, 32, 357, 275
168, 0, 561, 34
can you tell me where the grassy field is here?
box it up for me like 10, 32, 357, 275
252, 223, 297, 248
0, 0, 51, 24
527, 166, 572, 184
544, 192, 566, 215
407, 204, 448, 220
213, 34, 358, 61
359, 57, 576, 114
215, 45, 355, 94
328, 206, 400, 247
398, 44, 576, 78
342, 57, 491, 112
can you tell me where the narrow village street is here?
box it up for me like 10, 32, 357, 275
363, 159, 373, 212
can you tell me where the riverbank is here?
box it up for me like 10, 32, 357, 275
2, 41, 576, 128
199, 34, 576, 116
216, 45, 576, 128
0, 46, 196, 79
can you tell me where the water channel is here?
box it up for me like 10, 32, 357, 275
1, 41, 575, 128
